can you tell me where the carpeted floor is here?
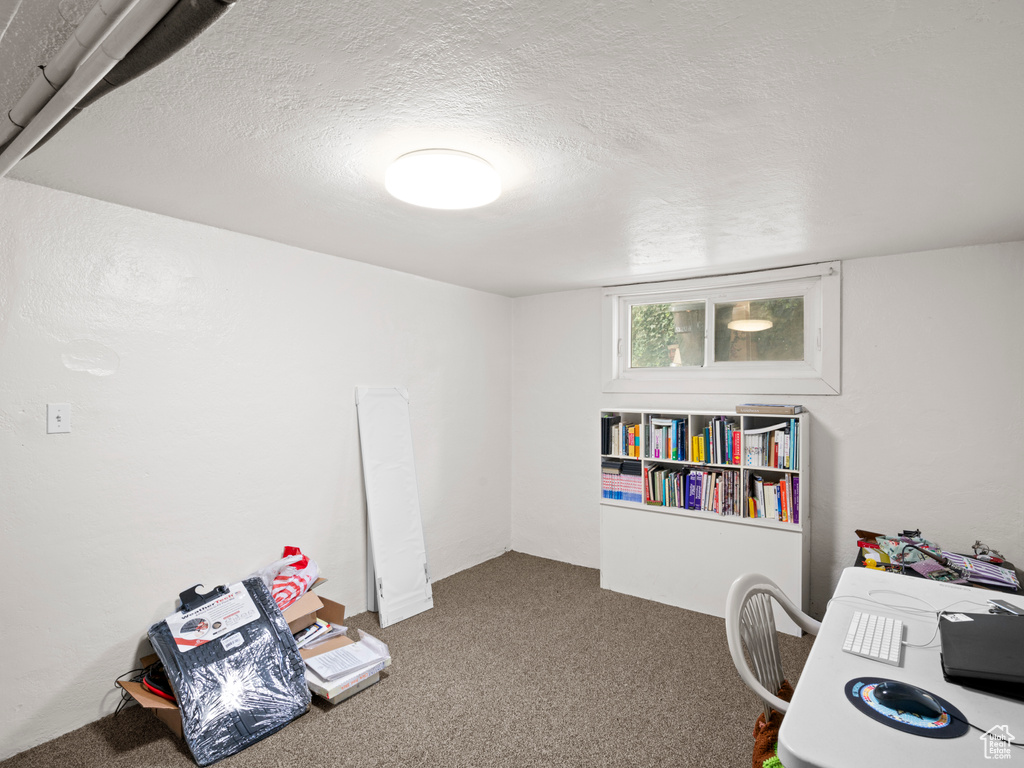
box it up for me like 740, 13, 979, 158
1, 552, 814, 767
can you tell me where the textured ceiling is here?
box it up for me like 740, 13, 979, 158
2, 0, 1023, 297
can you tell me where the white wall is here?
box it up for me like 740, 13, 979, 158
511, 288, 604, 565
0, 178, 513, 759
511, 242, 1024, 612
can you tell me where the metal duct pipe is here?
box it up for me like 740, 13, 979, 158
1, 0, 135, 147
0, 0, 180, 177
29, 0, 236, 153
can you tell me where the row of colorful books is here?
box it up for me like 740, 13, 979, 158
692, 416, 740, 465
745, 419, 799, 470
646, 416, 741, 465
604, 414, 796, 468
601, 414, 641, 458
647, 417, 688, 461
600, 458, 643, 502
643, 466, 743, 516
749, 474, 800, 523
646, 416, 740, 465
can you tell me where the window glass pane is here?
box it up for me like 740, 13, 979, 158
630, 301, 705, 368
714, 297, 804, 362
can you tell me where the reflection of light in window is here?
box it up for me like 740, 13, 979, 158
728, 318, 773, 332
727, 301, 773, 332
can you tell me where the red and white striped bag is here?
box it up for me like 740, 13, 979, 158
252, 547, 319, 611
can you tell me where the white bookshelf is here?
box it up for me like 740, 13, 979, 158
599, 408, 810, 635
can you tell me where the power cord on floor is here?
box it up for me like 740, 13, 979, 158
113, 666, 146, 716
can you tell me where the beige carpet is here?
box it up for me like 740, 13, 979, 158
1, 552, 814, 767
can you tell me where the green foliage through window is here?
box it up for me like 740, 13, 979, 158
630, 303, 676, 368
630, 302, 706, 368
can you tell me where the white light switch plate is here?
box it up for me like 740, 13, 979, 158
47, 403, 71, 433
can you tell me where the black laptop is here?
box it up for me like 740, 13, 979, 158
939, 613, 1024, 701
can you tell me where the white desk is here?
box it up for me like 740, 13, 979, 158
778, 567, 1024, 767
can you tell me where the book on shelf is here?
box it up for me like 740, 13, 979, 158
745, 474, 799, 524
744, 419, 799, 470
736, 403, 804, 415
683, 416, 736, 466
600, 414, 621, 455
744, 421, 790, 435
648, 417, 688, 461
603, 458, 642, 502
603, 417, 641, 458
642, 465, 741, 516
766, 482, 779, 521
779, 476, 790, 523
792, 475, 800, 524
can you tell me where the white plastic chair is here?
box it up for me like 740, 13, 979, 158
725, 572, 821, 721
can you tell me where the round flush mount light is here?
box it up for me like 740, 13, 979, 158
385, 149, 501, 209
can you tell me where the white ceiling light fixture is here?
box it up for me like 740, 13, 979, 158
385, 149, 501, 210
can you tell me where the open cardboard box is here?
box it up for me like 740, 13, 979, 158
118, 581, 361, 737
288, 587, 392, 704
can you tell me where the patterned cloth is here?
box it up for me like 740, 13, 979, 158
752, 680, 793, 768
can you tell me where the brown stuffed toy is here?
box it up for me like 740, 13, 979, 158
752, 680, 794, 768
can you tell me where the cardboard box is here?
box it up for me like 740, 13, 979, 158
118, 663, 184, 738
306, 668, 386, 704
119, 585, 351, 737
288, 590, 391, 703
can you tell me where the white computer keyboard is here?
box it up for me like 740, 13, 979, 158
842, 611, 904, 666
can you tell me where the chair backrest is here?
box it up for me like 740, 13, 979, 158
725, 573, 821, 721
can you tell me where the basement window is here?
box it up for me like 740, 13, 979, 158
602, 262, 840, 395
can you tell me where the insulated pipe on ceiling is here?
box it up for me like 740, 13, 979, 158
0, 0, 135, 147
0, 0, 180, 178
28, 0, 236, 153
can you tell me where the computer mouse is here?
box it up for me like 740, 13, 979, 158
873, 681, 944, 719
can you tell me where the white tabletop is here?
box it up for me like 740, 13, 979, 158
778, 567, 1024, 767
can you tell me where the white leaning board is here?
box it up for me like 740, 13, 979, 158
356, 386, 433, 628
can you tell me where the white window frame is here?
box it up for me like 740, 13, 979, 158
602, 262, 841, 395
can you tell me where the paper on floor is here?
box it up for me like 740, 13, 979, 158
305, 631, 390, 682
